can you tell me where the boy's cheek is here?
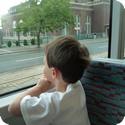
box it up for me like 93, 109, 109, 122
42, 68, 49, 79
42, 66, 46, 73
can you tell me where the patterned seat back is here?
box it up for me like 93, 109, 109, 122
81, 60, 125, 125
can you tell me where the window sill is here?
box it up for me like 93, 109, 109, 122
0, 90, 26, 125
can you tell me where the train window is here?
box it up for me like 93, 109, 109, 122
110, 0, 125, 59
0, 0, 111, 96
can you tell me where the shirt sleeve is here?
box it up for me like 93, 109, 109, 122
20, 93, 57, 125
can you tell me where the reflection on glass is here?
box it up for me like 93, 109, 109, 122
0, 0, 110, 95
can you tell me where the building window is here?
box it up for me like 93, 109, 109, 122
75, 15, 81, 36
85, 16, 91, 34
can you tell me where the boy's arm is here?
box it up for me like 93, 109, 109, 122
8, 75, 53, 116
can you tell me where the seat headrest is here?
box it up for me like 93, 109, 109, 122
81, 60, 125, 125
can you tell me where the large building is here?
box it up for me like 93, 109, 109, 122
1, 0, 110, 38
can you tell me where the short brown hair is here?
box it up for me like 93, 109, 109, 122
44, 36, 90, 83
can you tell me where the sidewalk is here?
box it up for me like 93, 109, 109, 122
0, 45, 44, 55
0, 38, 108, 55
91, 52, 107, 58
0, 65, 43, 95
80, 38, 108, 44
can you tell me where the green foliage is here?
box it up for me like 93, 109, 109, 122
7, 41, 12, 47
31, 39, 35, 45
41, 0, 74, 31
23, 39, 28, 46
20, 0, 74, 47
21, 0, 74, 32
15, 41, 20, 46
14, 19, 25, 34
21, 0, 43, 31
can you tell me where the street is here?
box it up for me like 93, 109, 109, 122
0, 47, 44, 73
0, 38, 108, 95
84, 41, 108, 55
0, 38, 108, 73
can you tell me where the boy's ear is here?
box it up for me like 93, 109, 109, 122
51, 68, 58, 79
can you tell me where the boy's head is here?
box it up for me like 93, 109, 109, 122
44, 36, 90, 83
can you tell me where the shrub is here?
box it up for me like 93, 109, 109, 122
31, 39, 35, 45
23, 39, 28, 46
16, 41, 20, 46
7, 41, 12, 47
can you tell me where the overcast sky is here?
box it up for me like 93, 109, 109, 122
0, 0, 25, 17
0, 0, 26, 27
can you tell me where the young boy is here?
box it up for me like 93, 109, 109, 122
8, 36, 91, 125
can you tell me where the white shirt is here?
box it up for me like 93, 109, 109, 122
20, 81, 90, 125
117, 117, 125, 125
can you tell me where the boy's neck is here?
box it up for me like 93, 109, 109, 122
55, 80, 68, 92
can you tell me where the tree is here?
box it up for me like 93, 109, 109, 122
15, 19, 24, 43
41, 0, 74, 32
15, 23, 21, 43
20, 0, 42, 47
21, 0, 74, 47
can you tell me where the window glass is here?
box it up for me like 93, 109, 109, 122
0, 0, 111, 95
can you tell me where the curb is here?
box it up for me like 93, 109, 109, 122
0, 44, 45, 55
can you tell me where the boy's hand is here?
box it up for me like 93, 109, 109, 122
37, 74, 53, 91
8, 74, 52, 116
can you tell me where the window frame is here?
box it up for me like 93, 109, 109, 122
109, 0, 125, 59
